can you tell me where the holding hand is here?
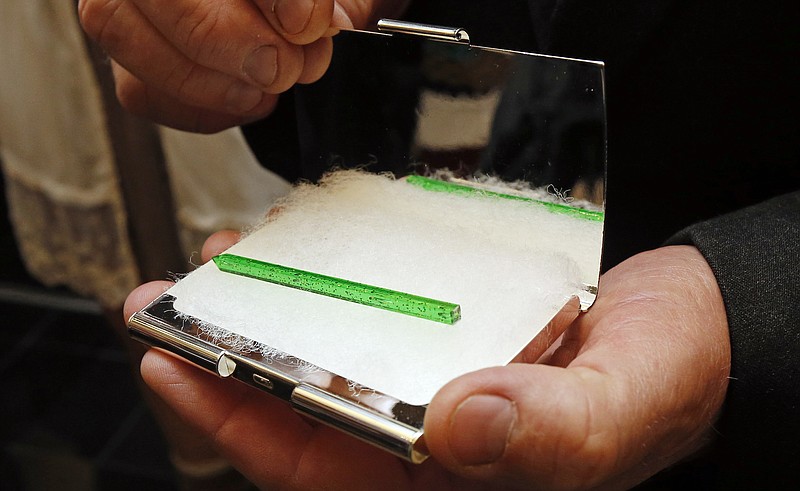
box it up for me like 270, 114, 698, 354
125, 232, 730, 490
79, 0, 405, 132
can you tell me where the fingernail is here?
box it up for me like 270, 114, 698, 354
243, 46, 278, 87
449, 395, 516, 466
225, 81, 264, 113
272, 0, 315, 35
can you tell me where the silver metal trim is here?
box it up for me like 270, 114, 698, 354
579, 284, 599, 311
128, 303, 231, 377
128, 294, 431, 463
378, 19, 470, 44
292, 383, 427, 463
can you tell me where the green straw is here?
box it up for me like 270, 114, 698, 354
213, 254, 461, 325
406, 175, 604, 222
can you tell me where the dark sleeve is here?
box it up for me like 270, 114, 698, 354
666, 191, 800, 488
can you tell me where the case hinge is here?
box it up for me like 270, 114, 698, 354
377, 18, 470, 44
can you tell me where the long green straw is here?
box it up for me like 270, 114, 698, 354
406, 175, 604, 222
213, 254, 461, 325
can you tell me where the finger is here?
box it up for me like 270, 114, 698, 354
119, 45, 317, 131
201, 230, 242, 263
123, 281, 175, 321
298, 36, 334, 84
257, 0, 335, 45
132, 0, 308, 93
425, 364, 617, 490
112, 63, 279, 132
567, 247, 730, 379
81, 1, 283, 116
331, 1, 357, 30
141, 349, 417, 490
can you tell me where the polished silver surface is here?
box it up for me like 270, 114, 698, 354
293, 384, 427, 463
128, 299, 229, 377
377, 19, 470, 43
129, 294, 430, 462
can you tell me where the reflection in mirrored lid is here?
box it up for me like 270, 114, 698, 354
272, 24, 606, 297
276, 25, 606, 210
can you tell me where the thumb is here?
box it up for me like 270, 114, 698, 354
258, 0, 382, 46
424, 363, 617, 490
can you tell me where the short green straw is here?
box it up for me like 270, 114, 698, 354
406, 175, 604, 222
213, 254, 461, 325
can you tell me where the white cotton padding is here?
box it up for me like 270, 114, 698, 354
168, 171, 604, 405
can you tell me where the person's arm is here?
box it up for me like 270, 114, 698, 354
78, 0, 407, 133
126, 232, 731, 490
666, 191, 800, 488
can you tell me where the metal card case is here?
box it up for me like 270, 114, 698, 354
128, 20, 607, 464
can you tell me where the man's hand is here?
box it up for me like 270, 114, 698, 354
79, 0, 406, 132
125, 233, 730, 490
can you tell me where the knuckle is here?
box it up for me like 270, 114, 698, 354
568, 432, 619, 478
510, 383, 620, 490
173, 1, 228, 62
162, 63, 198, 102
78, 0, 124, 48
77, 0, 100, 37
549, 415, 620, 488
160, 64, 239, 116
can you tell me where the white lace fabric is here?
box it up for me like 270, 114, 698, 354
0, 1, 290, 307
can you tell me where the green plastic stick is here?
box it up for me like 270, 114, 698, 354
213, 254, 461, 325
406, 175, 604, 222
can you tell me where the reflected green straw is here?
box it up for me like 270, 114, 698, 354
213, 254, 461, 325
406, 175, 604, 222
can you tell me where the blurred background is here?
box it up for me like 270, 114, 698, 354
0, 175, 178, 490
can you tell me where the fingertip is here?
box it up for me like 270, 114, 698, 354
425, 367, 514, 469
224, 81, 266, 113
425, 364, 601, 484
123, 281, 174, 322
139, 348, 174, 388
448, 395, 517, 466
139, 348, 230, 415
264, 0, 336, 45
297, 37, 333, 84
112, 63, 149, 118
244, 43, 304, 94
140, 348, 227, 400
330, 2, 354, 30
201, 230, 241, 263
